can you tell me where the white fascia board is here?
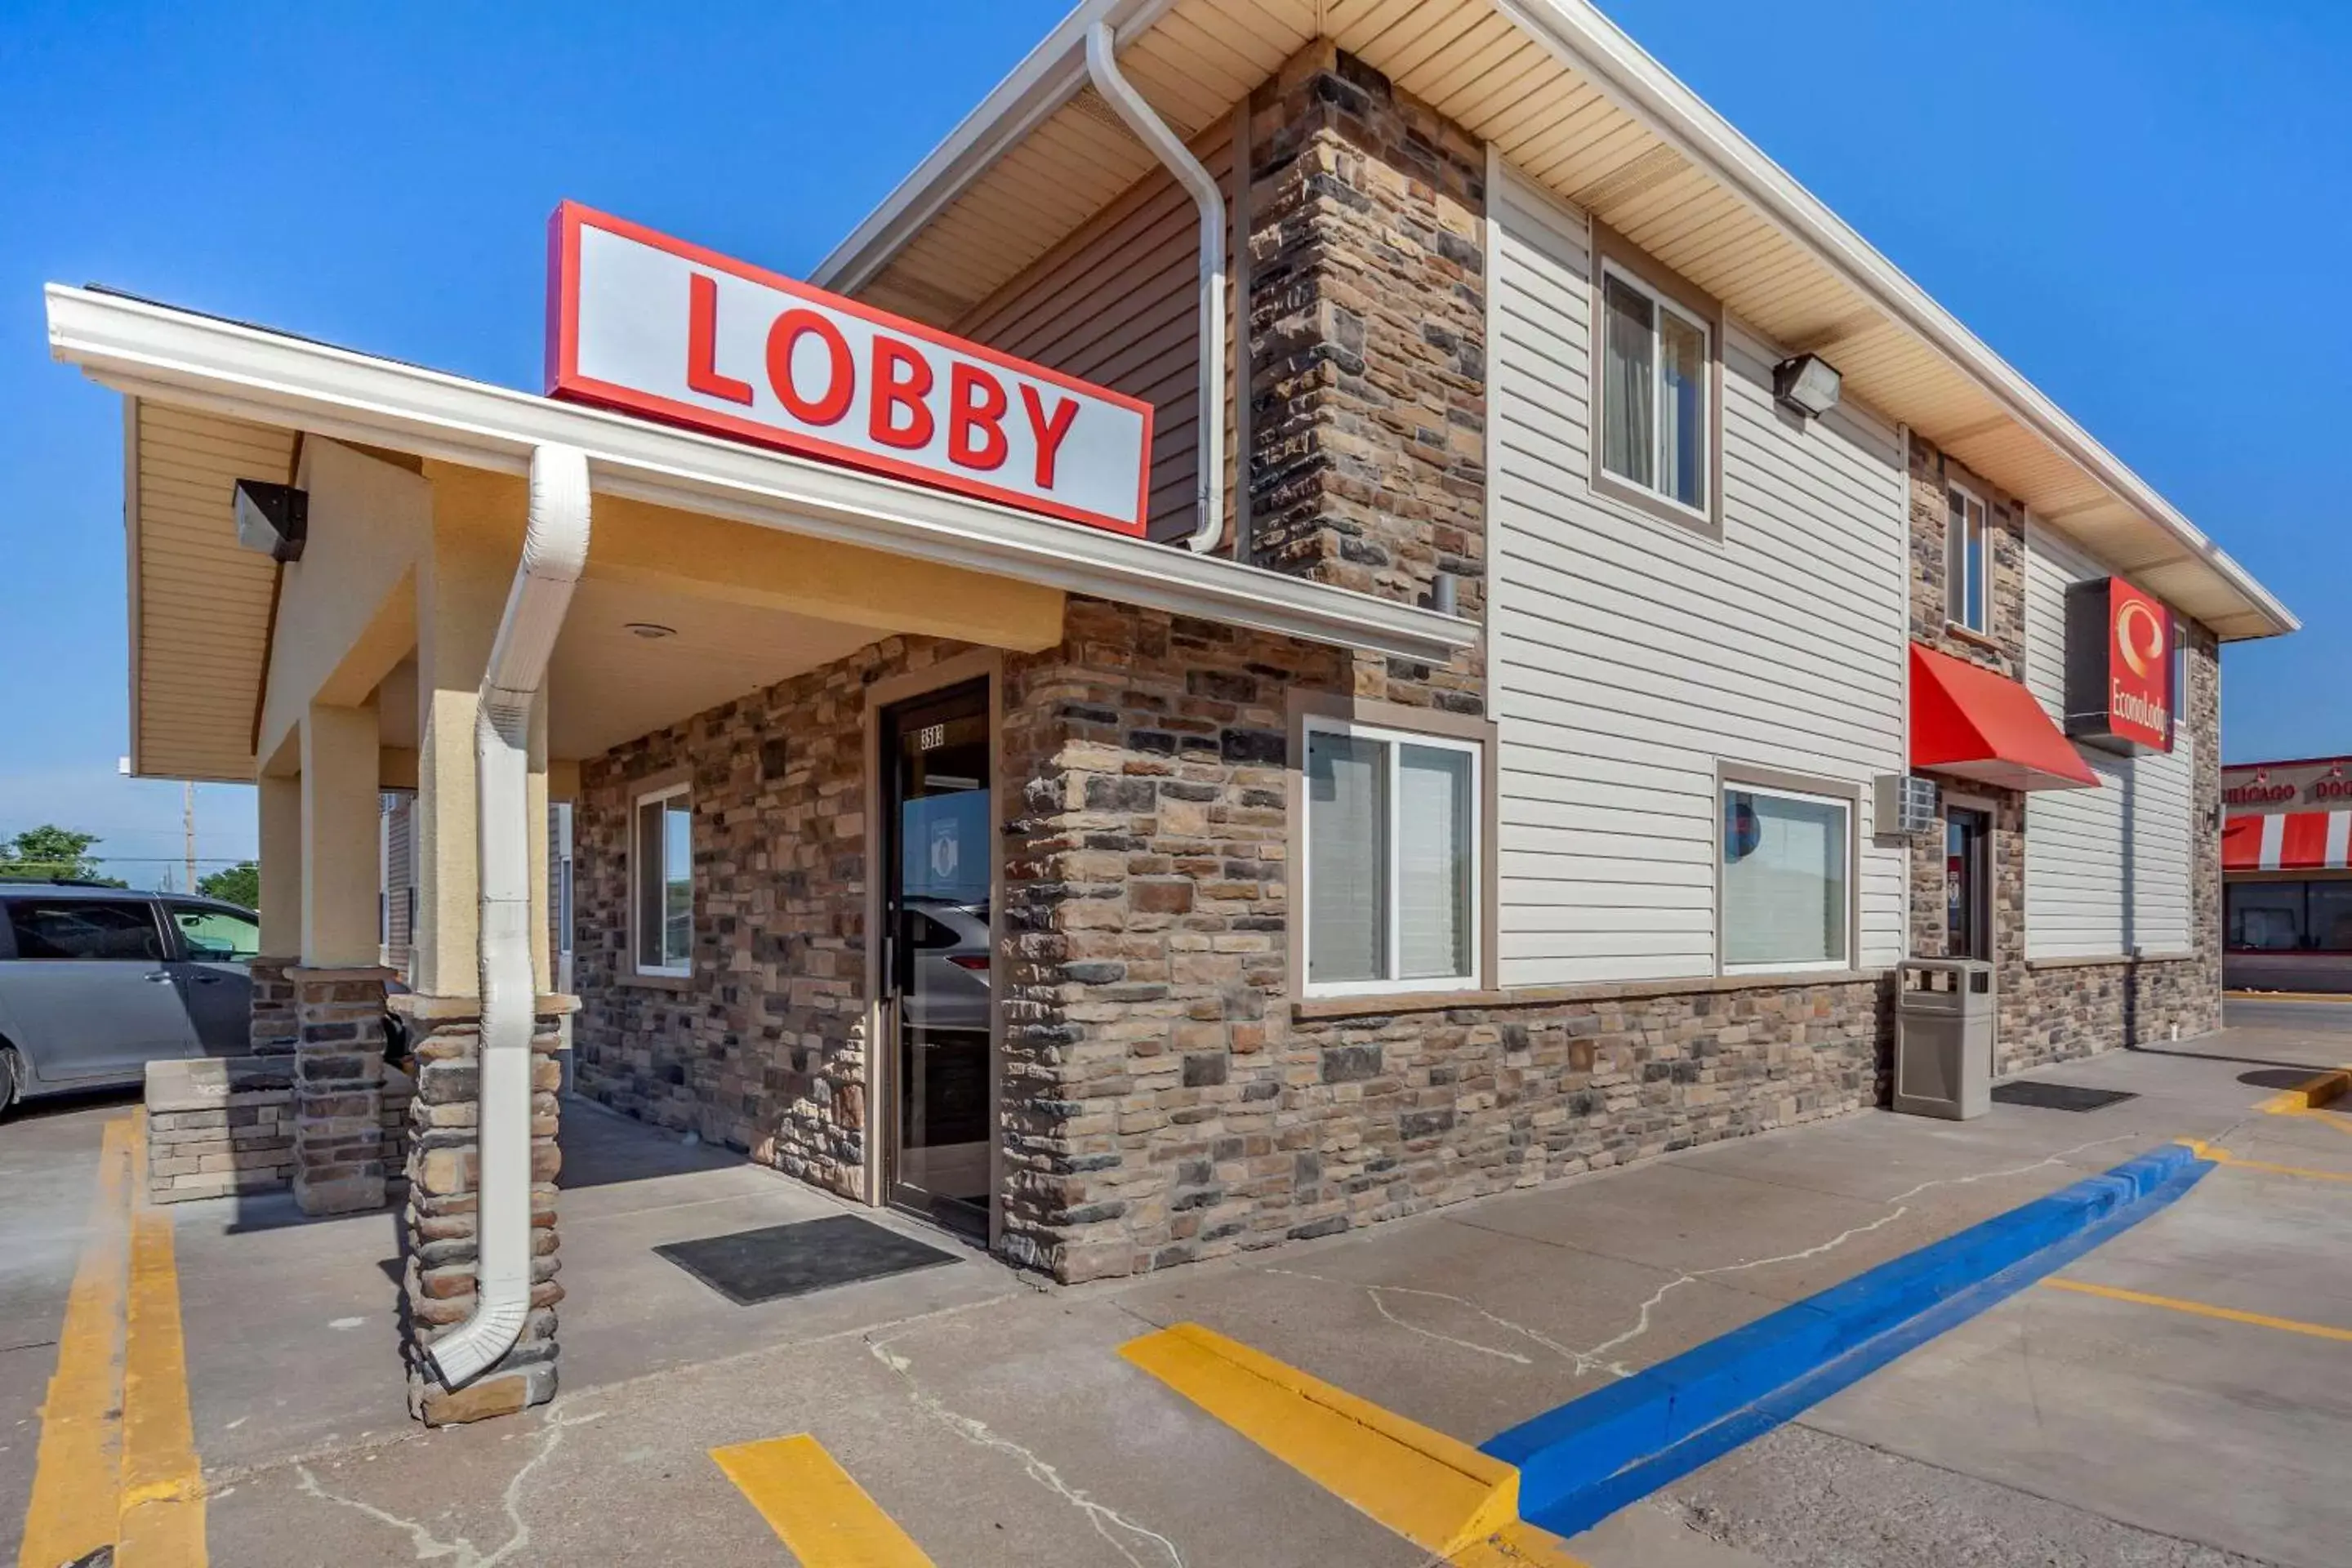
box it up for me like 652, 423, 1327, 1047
1496, 0, 2294, 639
810, 0, 1179, 296
47, 285, 1472, 665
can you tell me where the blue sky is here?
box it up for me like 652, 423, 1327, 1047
2, 1, 2345, 886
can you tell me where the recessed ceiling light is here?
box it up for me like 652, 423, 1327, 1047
624, 621, 677, 640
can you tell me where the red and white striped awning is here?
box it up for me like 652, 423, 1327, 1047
2224, 811, 2352, 871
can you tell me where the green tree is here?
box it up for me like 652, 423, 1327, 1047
195, 861, 261, 909
0, 825, 128, 886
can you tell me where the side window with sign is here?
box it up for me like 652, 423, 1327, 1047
1720, 783, 1851, 973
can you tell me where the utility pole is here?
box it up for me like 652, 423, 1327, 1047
184, 780, 198, 894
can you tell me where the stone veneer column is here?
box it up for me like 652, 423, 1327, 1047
1245, 42, 1488, 713
397, 994, 567, 1426
289, 966, 394, 1215
247, 956, 300, 1055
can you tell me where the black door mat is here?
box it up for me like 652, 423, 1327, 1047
655, 1214, 960, 1305
1991, 1081, 2139, 1112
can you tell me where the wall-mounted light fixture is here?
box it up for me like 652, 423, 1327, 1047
1772, 353, 1843, 420
231, 479, 308, 562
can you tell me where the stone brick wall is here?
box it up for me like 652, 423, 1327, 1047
1245, 43, 1486, 713
1904, 432, 2224, 1071
571, 635, 976, 1195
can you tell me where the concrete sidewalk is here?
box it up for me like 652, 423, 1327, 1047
10, 1018, 2351, 1566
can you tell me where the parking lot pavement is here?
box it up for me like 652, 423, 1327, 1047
11, 1022, 2352, 1566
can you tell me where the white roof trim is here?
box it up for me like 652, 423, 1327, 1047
1498, 0, 2292, 639
812, 0, 2294, 641
47, 285, 1472, 665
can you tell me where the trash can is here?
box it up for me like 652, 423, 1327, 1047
1893, 959, 1995, 1120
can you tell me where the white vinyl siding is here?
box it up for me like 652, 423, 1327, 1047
2023, 521, 2194, 958
1490, 164, 1908, 985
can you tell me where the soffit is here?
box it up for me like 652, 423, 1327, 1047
827, 0, 2290, 641
129, 399, 292, 782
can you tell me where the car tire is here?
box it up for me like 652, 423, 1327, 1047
0, 1046, 20, 1119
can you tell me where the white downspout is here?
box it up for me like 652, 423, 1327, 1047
426, 443, 590, 1389
1085, 20, 1227, 554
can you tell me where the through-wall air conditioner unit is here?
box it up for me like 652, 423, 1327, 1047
1875, 773, 1940, 837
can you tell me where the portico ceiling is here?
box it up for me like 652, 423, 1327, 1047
817, 0, 2294, 642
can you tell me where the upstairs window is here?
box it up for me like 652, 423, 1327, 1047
1947, 485, 1990, 634
633, 783, 693, 978
1599, 265, 1710, 515
1304, 719, 1480, 994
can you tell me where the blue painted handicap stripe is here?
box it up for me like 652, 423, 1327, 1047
1481, 1142, 2213, 1540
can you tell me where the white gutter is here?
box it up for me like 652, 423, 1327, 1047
426, 443, 590, 1390
1084, 22, 1226, 554
47, 286, 1470, 663
1494, 0, 2295, 639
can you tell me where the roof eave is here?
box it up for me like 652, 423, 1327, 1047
813, 0, 2296, 643
810, 0, 1178, 296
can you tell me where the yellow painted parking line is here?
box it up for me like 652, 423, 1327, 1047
17, 1116, 134, 1568
2178, 1139, 2352, 1183
117, 1111, 206, 1566
1120, 1323, 1585, 1567
2228, 991, 2352, 1004
710, 1434, 935, 1566
2042, 1278, 2352, 1343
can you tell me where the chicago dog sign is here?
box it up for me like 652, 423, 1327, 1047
546, 202, 1153, 535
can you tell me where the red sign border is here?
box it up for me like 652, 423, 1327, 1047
545, 199, 1156, 538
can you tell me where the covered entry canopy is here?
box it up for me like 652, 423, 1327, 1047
48, 283, 1474, 785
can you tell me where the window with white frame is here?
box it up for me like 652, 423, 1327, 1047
1303, 719, 1480, 993
1599, 264, 1709, 514
1721, 782, 1850, 973
632, 783, 693, 977
1946, 486, 1989, 633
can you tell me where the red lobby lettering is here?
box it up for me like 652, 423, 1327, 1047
947, 363, 1010, 471
1020, 385, 1080, 490
765, 310, 855, 425
685, 273, 755, 405
870, 336, 935, 450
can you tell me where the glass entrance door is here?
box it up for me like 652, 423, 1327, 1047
880, 679, 993, 1235
1945, 807, 1993, 960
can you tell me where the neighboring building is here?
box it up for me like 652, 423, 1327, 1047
2221, 757, 2352, 993
51, 0, 2294, 1424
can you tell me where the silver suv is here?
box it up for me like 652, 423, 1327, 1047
0, 882, 261, 1112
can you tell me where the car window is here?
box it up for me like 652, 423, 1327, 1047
6, 899, 168, 961
168, 902, 261, 961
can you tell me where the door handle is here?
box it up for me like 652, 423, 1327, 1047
144, 972, 176, 983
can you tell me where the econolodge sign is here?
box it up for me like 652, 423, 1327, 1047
2063, 575, 2174, 755
545, 202, 1154, 536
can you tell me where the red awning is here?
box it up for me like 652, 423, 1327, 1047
1910, 643, 2100, 791
2224, 811, 2352, 871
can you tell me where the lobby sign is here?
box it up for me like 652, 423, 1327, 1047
2064, 575, 2173, 755
546, 202, 1154, 536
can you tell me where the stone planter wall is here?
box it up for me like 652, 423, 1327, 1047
145, 1055, 411, 1206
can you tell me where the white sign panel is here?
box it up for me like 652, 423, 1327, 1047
547, 202, 1154, 536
